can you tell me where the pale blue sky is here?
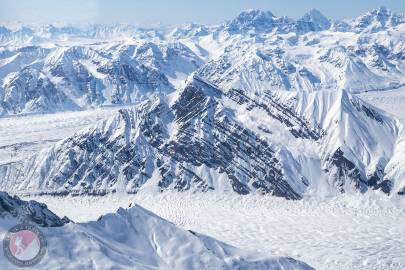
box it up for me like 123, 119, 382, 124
0, 0, 404, 25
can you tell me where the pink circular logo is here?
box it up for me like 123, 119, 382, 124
3, 224, 47, 267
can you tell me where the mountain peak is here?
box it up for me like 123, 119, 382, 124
307, 8, 326, 17
237, 9, 276, 20
0, 26, 11, 34
369, 6, 394, 20
226, 9, 279, 33
297, 8, 331, 32
374, 6, 389, 14
354, 6, 404, 31
226, 8, 333, 34
183, 73, 223, 97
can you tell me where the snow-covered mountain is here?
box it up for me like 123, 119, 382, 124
353, 6, 405, 33
1, 75, 403, 197
1, 7, 404, 116
222, 8, 331, 34
197, 19, 404, 93
0, 41, 202, 115
1, 6, 404, 270
0, 67, 79, 115
0, 192, 313, 270
2, 6, 400, 43
1, 7, 405, 198
189, 7, 404, 93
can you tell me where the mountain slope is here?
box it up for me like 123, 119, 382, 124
0, 77, 307, 198
0, 41, 203, 115
353, 6, 405, 33
1, 75, 402, 197
1, 8, 404, 197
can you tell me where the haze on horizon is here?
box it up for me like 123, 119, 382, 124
0, 0, 404, 26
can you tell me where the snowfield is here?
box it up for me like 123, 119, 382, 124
26, 192, 405, 270
358, 86, 405, 122
0, 192, 313, 270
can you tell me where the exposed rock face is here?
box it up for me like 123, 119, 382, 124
325, 148, 367, 192
1, 67, 78, 115
0, 77, 307, 199
0, 191, 69, 227
197, 38, 405, 94
164, 80, 304, 198
0, 75, 401, 198
225, 88, 323, 140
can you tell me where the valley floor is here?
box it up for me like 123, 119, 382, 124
28, 192, 405, 270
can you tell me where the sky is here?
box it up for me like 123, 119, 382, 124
0, 0, 404, 26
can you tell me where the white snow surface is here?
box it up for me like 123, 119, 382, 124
358, 86, 405, 122
24, 192, 405, 270
357, 86, 405, 203
0, 194, 313, 270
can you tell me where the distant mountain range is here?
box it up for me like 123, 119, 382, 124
1, 7, 404, 115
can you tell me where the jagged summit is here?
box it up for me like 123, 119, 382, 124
0, 7, 404, 199
232, 9, 276, 25
225, 9, 281, 33
297, 9, 331, 32
1, 67, 79, 115
0, 7, 403, 44
0, 39, 204, 115
224, 8, 333, 34
354, 6, 405, 32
